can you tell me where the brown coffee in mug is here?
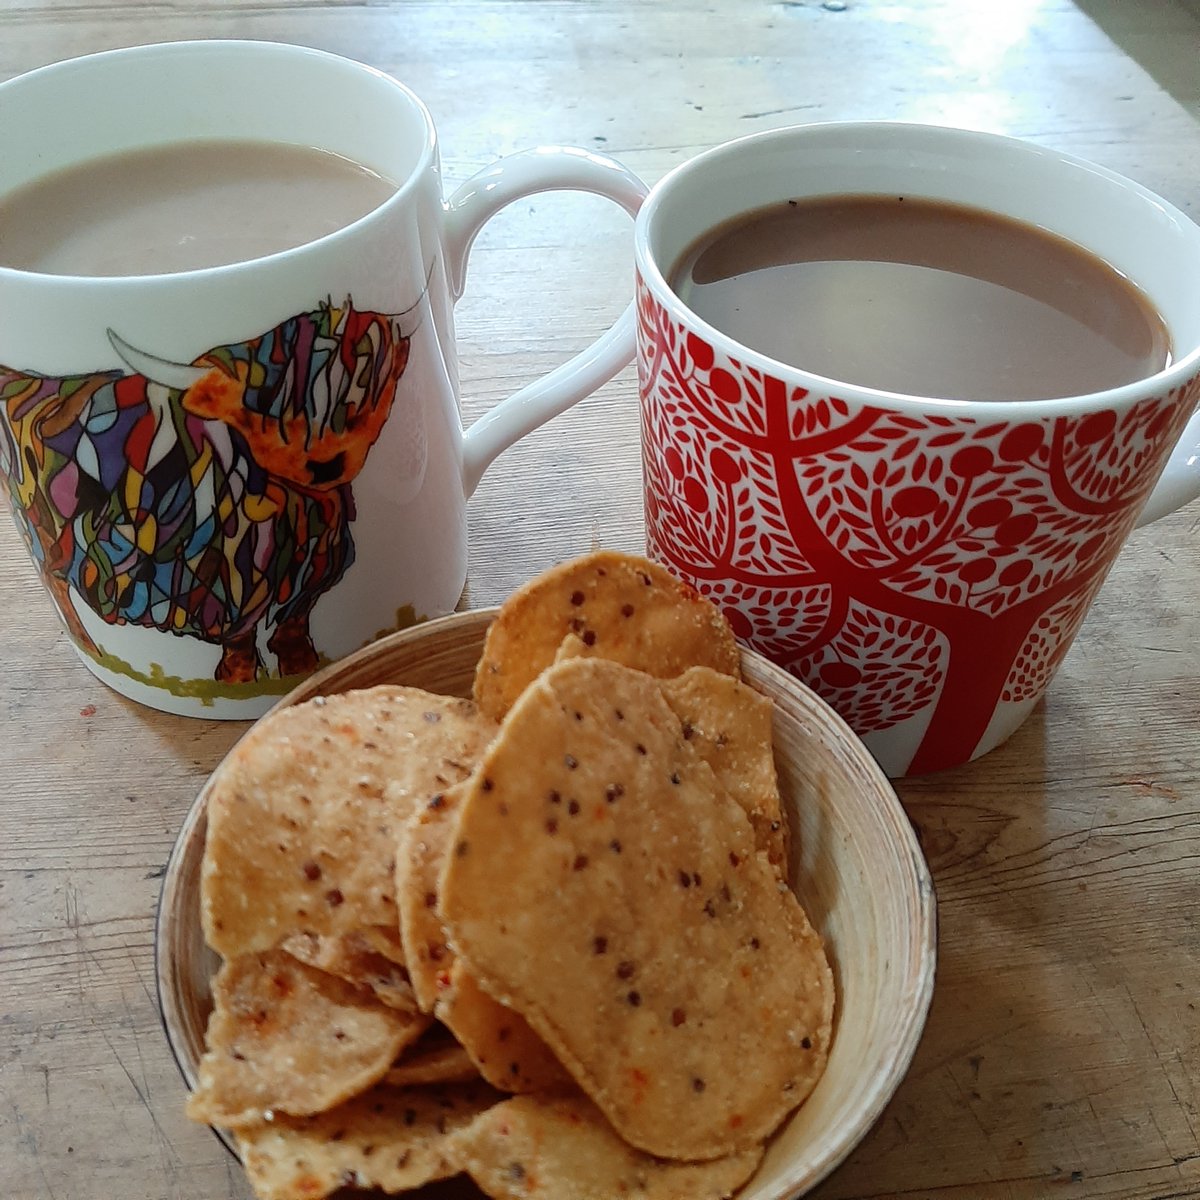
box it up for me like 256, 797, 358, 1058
669, 195, 1171, 401
0, 139, 398, 276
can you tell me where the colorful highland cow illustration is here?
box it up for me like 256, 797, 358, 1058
0, 299, 415, 685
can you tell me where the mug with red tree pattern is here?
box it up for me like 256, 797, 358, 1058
634, 122, 1200, 776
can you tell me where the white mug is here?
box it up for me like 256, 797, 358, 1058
634, 122, 1200, 776
0, 41, 646, 718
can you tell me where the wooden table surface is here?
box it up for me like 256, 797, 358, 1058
2, 2, 1198, 1198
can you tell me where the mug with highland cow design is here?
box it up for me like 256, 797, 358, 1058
634, 122, 1200, 776
0, 41, 646, 717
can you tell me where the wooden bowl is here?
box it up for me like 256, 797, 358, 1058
156, 607, 936, 1197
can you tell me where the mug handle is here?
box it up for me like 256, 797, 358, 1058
1136, 404, 1200, 527
443, 147, 648, 498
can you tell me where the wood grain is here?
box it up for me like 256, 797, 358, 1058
2, 2, 1199, 1199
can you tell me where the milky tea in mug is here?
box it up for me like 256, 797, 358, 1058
0, 140, 399, 276
668, 194, 1172, 402
635, 123, 1200, 776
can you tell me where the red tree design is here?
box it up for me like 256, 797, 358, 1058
638, 285, 1200, 773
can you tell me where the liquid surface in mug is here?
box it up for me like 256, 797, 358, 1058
669, 195, 1171, 401
0, 139, 399, 276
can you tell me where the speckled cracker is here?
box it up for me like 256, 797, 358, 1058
435, 960, 571, 1094
453, 1093, 763, 1200
385, 1034, 478, 1086
236, 1081, 501, 1200
441, 656, 833, 1161
473, 550, 741, 722
186, 950, 426, 1128
396, 785, 568, 1090
357, 923, 408, 965
396, 784, 466, 1012
201, 687, 496, 959
660, 667, 790, 879
280, 928, 420, 1014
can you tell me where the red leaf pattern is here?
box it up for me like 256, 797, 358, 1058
638, 279, 1200, 772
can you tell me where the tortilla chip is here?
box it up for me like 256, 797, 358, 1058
236, 1081, 501, 1200
358, 923, 408, 965
473, 550, 741, 722
395, 784, 566, 1090
440, 656, 833, 1161
280, 928, 420, 1014
385, 1035, 479, 1086
201, 687, 496, 959
554, 631, 590, 663
435, 961, 572, 1094
659, 667, 790, 879
453, 1093, 763, 1199
396, 784, 467, 1012
186, 950, 426, 1128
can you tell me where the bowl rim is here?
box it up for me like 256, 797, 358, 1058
154, 605, 938, 1193
740, 648, 937, 1195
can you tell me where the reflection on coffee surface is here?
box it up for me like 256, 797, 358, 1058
669, 195, 1171, 401
0, 139, 398, 276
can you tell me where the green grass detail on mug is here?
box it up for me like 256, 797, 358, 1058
365, 603, 429, 648
91, 603, 430, 703
92, 647, 310, 705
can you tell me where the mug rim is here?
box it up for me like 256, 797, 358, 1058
634, 119, 1200, 417
0, 39, 437, 286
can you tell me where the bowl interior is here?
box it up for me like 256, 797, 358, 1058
156, 607, 936, 1196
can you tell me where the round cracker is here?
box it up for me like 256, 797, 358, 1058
659, 667, 790, 879
396, 784, 467, 1012
453, 1093, 764, 1200
473, 550, 741, 721
441, 656, 834, 1161
279, 928, 420, 1014
385, 1036, 479, 1087
186, 949, 426, 1128
236, 1081, 501, 1200
434, 960, 571, 1094
201, 686, 496, 959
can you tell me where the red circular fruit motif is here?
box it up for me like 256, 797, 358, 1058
999, 559, 1033, 586
723, 606, 753, 639
950, 445, 994, 478
999, 423, 1044, 462
709, 368, 741, 405
636, 279, 1197, 772
959, 558, 995, 584
1076, 410, 1117, 445
687, 332, 715, 371
682, 476, 708, 513
967, 498, 1013, 527
710, 447, 741, 484
995, 513, 1038, 546
893, 485, 940, 518
820, 661, 862, 688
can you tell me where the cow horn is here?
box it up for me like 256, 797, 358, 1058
396, 307, 424, 342
107, 330, 211, 390
392, 259, 437, 341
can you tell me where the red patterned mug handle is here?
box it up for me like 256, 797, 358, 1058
1136, 402, 1200, 525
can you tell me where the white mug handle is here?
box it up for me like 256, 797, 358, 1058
1137, 404, 1200, 527
443, 146, 647, 498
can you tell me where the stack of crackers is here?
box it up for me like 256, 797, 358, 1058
187, 551, 835, 1200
